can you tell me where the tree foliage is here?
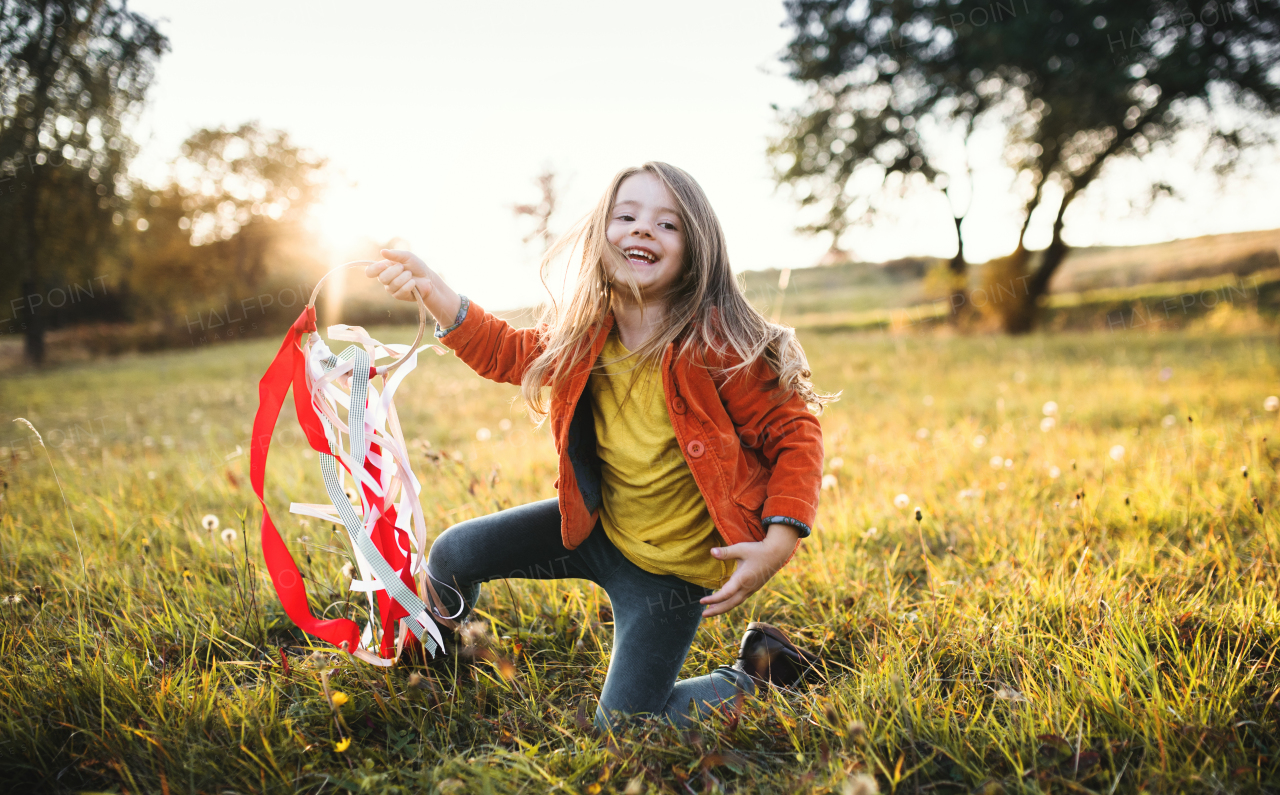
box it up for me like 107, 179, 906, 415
773, 0, 1280, 331
122, 122, 328, 328
0, 0, 167, 362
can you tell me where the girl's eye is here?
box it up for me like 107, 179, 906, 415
660, 222, 678, 231
616, 214, 634, 222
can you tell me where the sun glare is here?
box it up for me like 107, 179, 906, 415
308, 182, 388, 257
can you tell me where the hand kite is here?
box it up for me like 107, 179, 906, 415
250, 261, 463, 665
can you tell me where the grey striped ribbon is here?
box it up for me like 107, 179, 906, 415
318, 345, 440, 658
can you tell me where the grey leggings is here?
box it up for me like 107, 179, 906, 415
425, 498, 757, 732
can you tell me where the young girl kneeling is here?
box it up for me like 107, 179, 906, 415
366, 161, 833, 734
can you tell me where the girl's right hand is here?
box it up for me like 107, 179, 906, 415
366, 249, 462, 329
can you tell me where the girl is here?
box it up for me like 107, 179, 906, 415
366, 162, 833, 734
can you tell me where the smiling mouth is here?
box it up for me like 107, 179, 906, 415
623, 247, 658, 265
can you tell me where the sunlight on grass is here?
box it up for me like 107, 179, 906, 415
0, 327, 1277, 793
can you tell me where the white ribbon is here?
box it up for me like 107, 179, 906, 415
286, 325, 464, 663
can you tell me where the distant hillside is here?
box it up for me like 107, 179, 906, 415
738, 256, 946, 319
1046, 228, 1280, 292
740, 228, 1280, 322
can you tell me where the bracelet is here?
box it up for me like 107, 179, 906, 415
763, 515, 811, 539
434, 294, 470, 339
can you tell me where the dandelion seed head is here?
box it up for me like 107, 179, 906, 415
1266, 396, 1279, 412
1040, 417, 1056, 432
844, 772, 879, 795
893, 493, 910, 509
828, 456, 844, 470
863, 527, 879, 539
1048, 466, 1061, 479
1109, 445, 1125, 462
147, 471, 157, 480
1042, 401, 1058, 417
341, 561, 355, 579
997, 482, 1007, 491
916, 428, 929, 439
972, 435, 986, 449
994, 686, 1028, 702
498, 418, 512, 432
1161, 414, 1177, 428
475, 427, 491, 442
202, 514, 219, 531
989, 455, 1004, 469
821, 474, 838, 490
220, 528, 237, 544
462, 621, 491, 647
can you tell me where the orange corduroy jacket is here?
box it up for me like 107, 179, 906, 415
437, 299, 824, 565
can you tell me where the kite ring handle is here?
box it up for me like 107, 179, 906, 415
307, 260, 429, 376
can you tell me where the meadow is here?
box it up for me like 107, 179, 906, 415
1, 321, 1278, 794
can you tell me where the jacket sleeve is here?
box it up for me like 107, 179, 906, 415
436, 298, 543, 386
713, 352, 824, 535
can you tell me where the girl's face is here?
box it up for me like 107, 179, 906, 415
605, 172, 686, 302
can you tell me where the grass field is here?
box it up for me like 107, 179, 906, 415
1, 324, 1279, 794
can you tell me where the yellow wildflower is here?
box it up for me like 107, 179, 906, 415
334, 737, 351, 752
329, 691, 349, 707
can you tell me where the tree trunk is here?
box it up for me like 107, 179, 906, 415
947, 213, 968, 323
20, 278, 46, 364
21, 153, 46, 365
1003, 208, 1070, 334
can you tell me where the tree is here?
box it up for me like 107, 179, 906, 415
774, 0, 1280, 331
0, 0, 167, 362
769, 5, 1000, 316
123, 122, 328, 327
511, 167, 559, 253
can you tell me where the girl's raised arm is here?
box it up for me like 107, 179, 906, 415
366, 249, 541, 386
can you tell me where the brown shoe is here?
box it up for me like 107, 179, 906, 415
730, 621, 821, 690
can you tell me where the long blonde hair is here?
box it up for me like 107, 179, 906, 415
520, 161, 837, 420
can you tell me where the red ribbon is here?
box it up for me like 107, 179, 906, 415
251, 306, 362, 651
251, 307, 423, 659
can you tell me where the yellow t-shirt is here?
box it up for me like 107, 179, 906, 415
588, 330, 733, 590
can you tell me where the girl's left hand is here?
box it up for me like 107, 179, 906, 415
699, 524, 800, 618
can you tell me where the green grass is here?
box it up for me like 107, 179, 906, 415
1, 326, 1278, 794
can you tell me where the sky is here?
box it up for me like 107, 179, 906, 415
126, 0, 1280, 311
